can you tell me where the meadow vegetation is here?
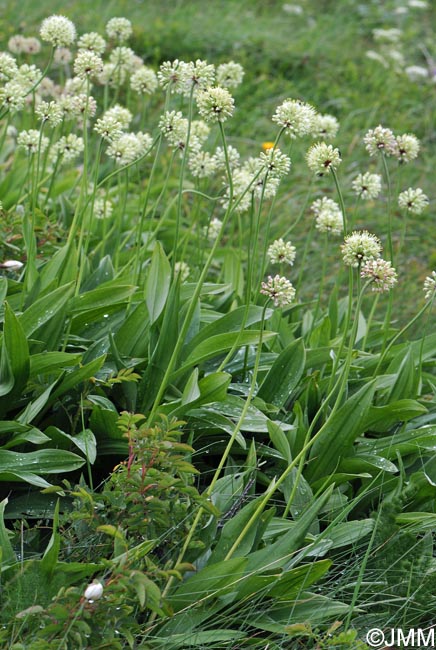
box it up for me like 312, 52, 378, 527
0, 1, 435, 648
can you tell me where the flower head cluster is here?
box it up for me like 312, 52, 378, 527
158, 59, 189, 93
272, 99, 317, 138
203, 217, 223, 241
423, 271, 436, 300
267, 238, 297, 265
341, 230, 382, 267
361, 258, 398, 292
109, 46, 138, 73
73, 50, 104, 79
94, 115, 124, 141
174, 261, 190, 282
8, 35, 41, 55
221, 168, 252, 213
78, 32, 107, 54
312, 113, 339, 140
363, 125, 397, 156
182, 60, 215, 96
306, 142, 341, 175
261, 275, 296, 307
213, 145, 240, 170
341, 231, 382, 267
311, 197, 343, 234
196, 86, 235, 123
158, 110, 189, 150
216, 61, 244, 89
54, 47, 72, 65
188, 150, 217, 178
103, 105, 132, 130
35, 100, 63, 127
398, 187, 429, 214
0, 52, 18, 81
351, 172, 382, 199
106, 132, 149, 165
94, 197, 113, 219
258, 148, 291, 179
17, 129, 49, 155
0, 81, 26, 112
106, 17, 132, 42
393, 133, 420, 163
130, 66, 158, 95
40, 15, 76, 47
50, 133, 84, 163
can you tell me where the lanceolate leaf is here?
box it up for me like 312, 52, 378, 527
145, 241, 171, 324
258, 338, 306, 407
306, 380, 376, 482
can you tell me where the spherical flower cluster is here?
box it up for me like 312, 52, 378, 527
17, 129, 49, 155
59, 93, 97, 118
196, 86, 235, 123
16, 64, 41, 92
267, 238, 297, 265
311, 197, 343, 234
188, 150, 217, 178
35, 100, 63, 127
54, 47, 72, 65
351, 172, 382, 199
94, 116, 124, 141
216, 61, 244, 89
73, 50, 104, 79
221, 168, 252, 213
94, 197, 113, 219
78, 32, 107, 54
174, 261, 190, 282
40, 15, 76, 47
8, 36, 41, 55
203, 217, 223, 241
109, 46, 138, 73
51, 133, 84, 163
106, 17, 132, 42
272, 99, 317, 138
361, 258, 398, 292
373, 27, 402, 43
99, 63, 126, 87
0, 52, 18, 81
130, 66, 158, 94
363, 125, 396, 156
106, 133, 144, 165
258, 148, 291, 179
312, 113, 339, 140
213, 145, 240, 170
103, 105, 132, 130
393, 133, 420, 163
306, 142, 341, 175
341, 230, 382, 267
0, 81, 26, 112
182, 60, 215, 96
158, 110, 189, 150
261, 275, 296, 307
423, 271, 436, 300
158, 59, 188, 93
398, 187, 429, 214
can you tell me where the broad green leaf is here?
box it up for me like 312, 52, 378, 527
209, 495, 266, 563
48, 355, 106, 404
19, 283, 75, 337
258, 339, 305, 407
245, 485, 334, 573
0, 449, 85, 474
384, 347, 419, 403
0, 472, 53, 488
40, 500, 60, 575
45, 427, 97, 464
0, 340, 13, 397
361, 426, 436, 459
0, 498, 16, 566
306, 380, 376, 482
181, 368, 201, 405
266, 559, 332, 599
169, 557, 247, 612
145, 241, 171, 324
29, 352, 82, 378
2, 303, 29, 402
173, 330, 276, 379
364, 399, 428, 433
68, 284, 135, 313
17, 380, 57, 424
182, 305, 271, 358
267, 420, 291, 463
113, 302, 149, 357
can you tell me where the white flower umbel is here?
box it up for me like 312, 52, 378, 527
35, 100, 63, 127
203, 217, 223, 241
423, 271, 436, 300
351, 172, 382, 199
78, 32, 106, 54
306, 142, 341, 175
130, 66, 158, 94
393, 133, 420, 163
261, 275, 296, 307
398, 187, 429, 214
272, 98, 317, 138
174, 261, 190, 282
103, 105, 132, 130
40, 15, 76, 47
17, 129, 49, 155
0, 52, 18, 80
341, 230, 382, 267
258, 148, 291, 179
106, 17, 132, 42
312, 113, 339, 140
73, 50, 104, 80
188, 150, 217, 178
196, 86, 235, 123
51, 134, 84, 164
216, 61, 244, 89
94, 116, 124, 142
363, 125, 396, 156
361, 258, 398, 292
312, 197, 343, 234
267, 238, 297, 265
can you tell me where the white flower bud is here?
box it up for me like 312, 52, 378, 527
84, 581, 103, 601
